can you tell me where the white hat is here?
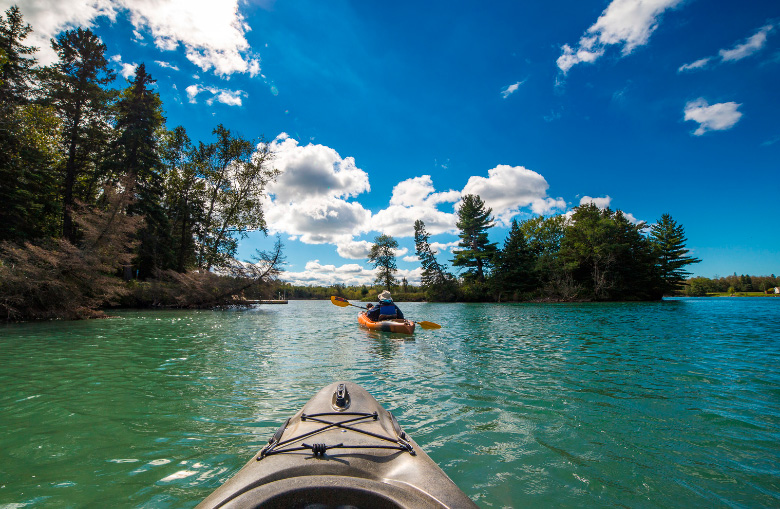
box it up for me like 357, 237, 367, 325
378, 290, 392, 301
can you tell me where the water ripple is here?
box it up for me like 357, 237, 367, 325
1, 298, 779, 507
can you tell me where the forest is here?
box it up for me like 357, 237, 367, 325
0, 8, 283, 321
0, 7, 714, 322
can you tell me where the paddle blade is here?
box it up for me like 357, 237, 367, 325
417, 321, 441, 330
330, 296, 351, 307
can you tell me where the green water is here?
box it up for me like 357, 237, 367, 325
1, 298, 779, 508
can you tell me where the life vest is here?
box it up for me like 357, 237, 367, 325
378, 302, 397, 320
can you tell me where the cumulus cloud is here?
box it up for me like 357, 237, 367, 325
9, 0, 261, 76
336, 239, 373, 260
678, 24, 775, 72
461, 165, 566, 225
186, 84, 246, 106
263, 135, 371, 245
579, 195, 612, 208
684, 98, 742, 136
371, 175, 460, 238
500, 80, 525, 98
557, 0, 683, 74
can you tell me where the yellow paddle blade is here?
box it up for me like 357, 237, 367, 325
417, 321, 442, 330
330, 296, 350, 307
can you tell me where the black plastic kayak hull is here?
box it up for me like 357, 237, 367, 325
197, 382, 477, 508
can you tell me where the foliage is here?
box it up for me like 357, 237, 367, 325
368, 233, 399, 289
43, 27, 116, 242
492, 219, 537, 300
650, 213, 701, 295
0, 186, 140, 321
413, 220, 458, 301
195, 125, 278, 270
452, 194, 498, 283
0, 10, 284, 321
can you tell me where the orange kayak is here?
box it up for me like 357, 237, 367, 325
358, 312, 415, 334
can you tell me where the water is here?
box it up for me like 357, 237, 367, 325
1, 298, 779, 507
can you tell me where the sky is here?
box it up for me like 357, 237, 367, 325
7, 0, 779, 285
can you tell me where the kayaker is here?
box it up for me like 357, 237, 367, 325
367, 290, 404, 321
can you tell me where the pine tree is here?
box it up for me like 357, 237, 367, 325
0, 7, 62, 242
414, 219, 457, 301
650, 213, 700, 295
492, 219, 537, 298
368, 234, 399, 290
452, 194, 497, 283
107, 63, 170, 277
43, 27, 115, 243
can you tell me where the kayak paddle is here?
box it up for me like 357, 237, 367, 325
330, 296, 442, 330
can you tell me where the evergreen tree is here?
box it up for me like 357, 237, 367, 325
0, 6, 36, 108
43, 27, 115, 243
492, 219, 537, 299
0, 7, 62, 242
368, 234, 399, 290
451, 194, 497, 283
413, 219, 457, 301
107, 63, 170, 277
650, 213, 700, 295
161, 126, 202, 272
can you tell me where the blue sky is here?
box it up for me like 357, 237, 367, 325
9, 0, 779, 285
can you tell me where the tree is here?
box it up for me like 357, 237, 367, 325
106, 63, 170, 277
0, 7, 61, 242
44, 28, 115, 243
650, 213, 700, 295
492, 219, 537, 299
560, 204, 656, 300
451, 194, 497, 283
195, 125, 278, 270
414, 219, 457, 301
161, 126, 202, 272
0, 6, 37, 108
368, 234, 399, 289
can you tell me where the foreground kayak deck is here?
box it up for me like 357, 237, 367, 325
197, 382, 476, 509
358, 312, 416, 334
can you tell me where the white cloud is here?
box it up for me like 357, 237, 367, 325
371, 175, 460, 237
720, 24, 774, 62
500, 80, 525, 98
461, 165, 566, 225
677, 24, 775, 73
684, 98, 742, 136
9, 0, 261, 76
281, 260, 423, 286
263, 135, 372, 244
402, 255, 419, 263
579, 195, 612, 209
155, 60, 180, 71
430, 241, 460, 254
557, 0, 683, 73
678, 57, 711, 73
185, 84, 246, 106
120, 62, 138, 78
336, 239, 372, 260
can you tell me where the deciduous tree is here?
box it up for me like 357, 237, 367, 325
368, 233, 399, 290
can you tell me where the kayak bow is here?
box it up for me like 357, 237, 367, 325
197, 382, 477, 509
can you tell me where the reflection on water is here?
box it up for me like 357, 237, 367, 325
1, 298, 779, 507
